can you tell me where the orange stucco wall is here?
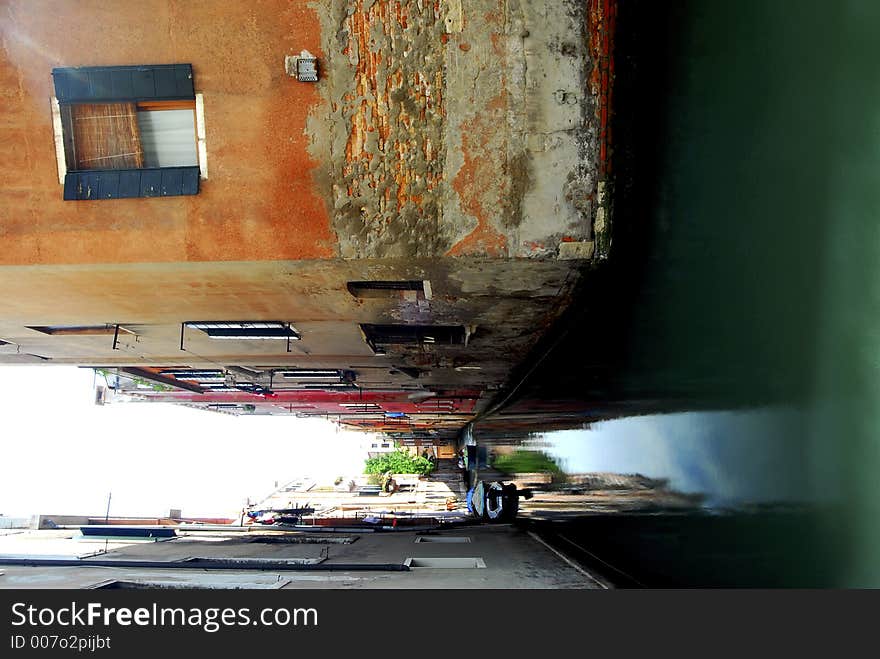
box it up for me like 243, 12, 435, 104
0, 0, 335, 265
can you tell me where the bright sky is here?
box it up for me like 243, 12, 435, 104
0, 366, 373, 520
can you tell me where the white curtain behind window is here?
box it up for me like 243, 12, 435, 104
136, 109, 198, 168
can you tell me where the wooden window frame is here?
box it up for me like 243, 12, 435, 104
51, 64, 203, 200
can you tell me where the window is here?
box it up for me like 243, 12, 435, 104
347, 280, 432, 300
136, 102, 199, 167
279, 369, 348, 380
52, 64, 202, 200
339, 403, 382, 411
28, 325, 129, 336
28, 324, 137, 350
159, 369, 226, 384
206, 382, 272, 395
278, 369, 355, 386
58, 100, 199, 172
185, 322, 300, 340
415, 398, 456, 412
360, 324, 467, 352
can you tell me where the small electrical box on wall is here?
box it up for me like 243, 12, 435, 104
286, 50, 318, 82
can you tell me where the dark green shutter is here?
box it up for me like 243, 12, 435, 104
63, 167, 200, 201
53, 64, 194, 104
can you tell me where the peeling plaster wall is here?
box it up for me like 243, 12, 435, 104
517, 1, 595, 254
313, 0, 597, 260
2, 1, 599, 266
0, 0, 334, 266
444, 0, 595, 258
316, 0, 451, 258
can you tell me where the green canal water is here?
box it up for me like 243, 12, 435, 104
478, 0, 880, 586
629, 0, 880, 587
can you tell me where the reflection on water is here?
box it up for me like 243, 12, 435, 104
523, 408, 838, 510
471, 414, 845, 586
473, 411, 843, 587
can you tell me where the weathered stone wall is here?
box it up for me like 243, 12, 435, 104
319, 0, 450, 258
311, 0, 597, 260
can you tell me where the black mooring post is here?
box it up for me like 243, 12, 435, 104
179, 323, 185, 351
287, 323, 292, 353
111, 324, 120, 350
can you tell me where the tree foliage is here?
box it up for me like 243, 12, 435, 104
492, 450, 565, 478
364, 449, 434, 476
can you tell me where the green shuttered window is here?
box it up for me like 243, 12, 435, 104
53, 64, 200, 201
